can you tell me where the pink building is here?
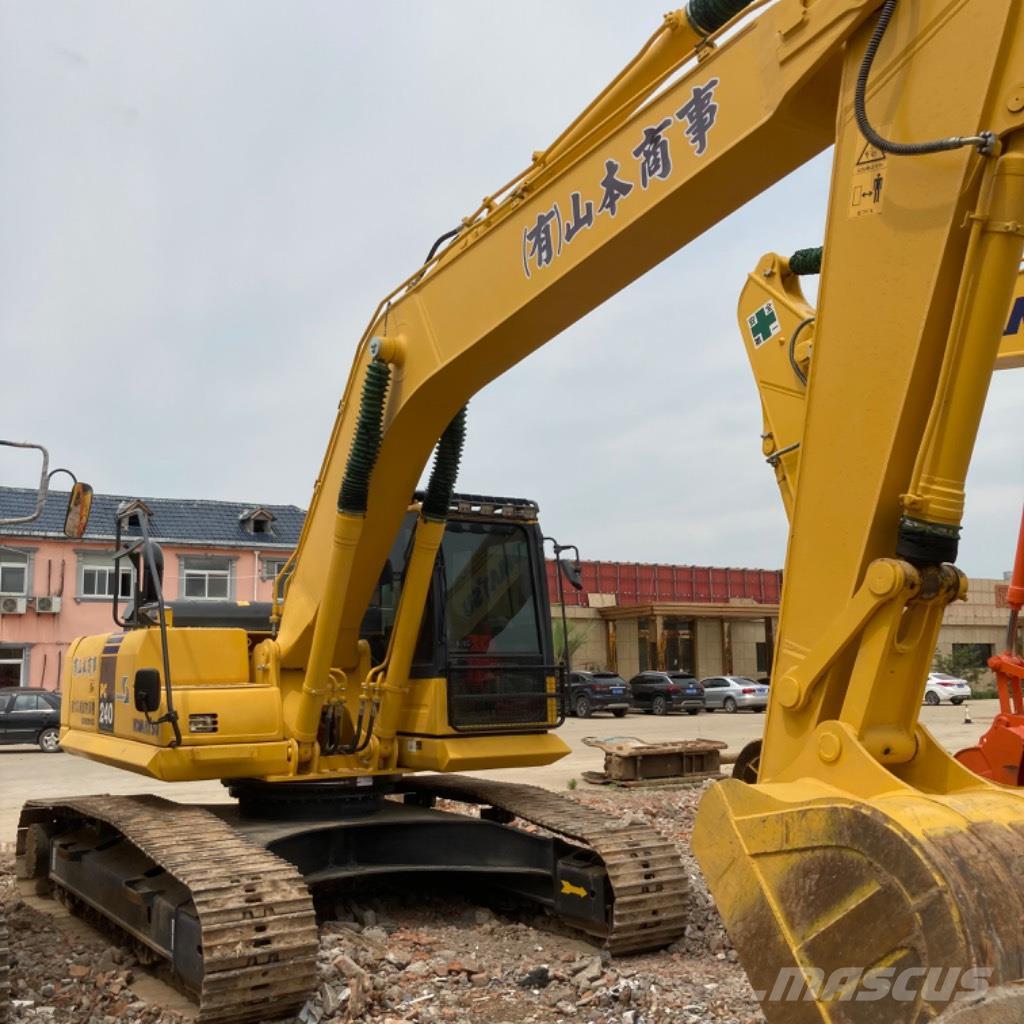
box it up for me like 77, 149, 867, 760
0, 487, 304, 689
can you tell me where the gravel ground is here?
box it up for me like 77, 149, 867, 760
0, 784, 763, 1024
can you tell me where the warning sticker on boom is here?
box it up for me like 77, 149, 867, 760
850, 137, 887, 218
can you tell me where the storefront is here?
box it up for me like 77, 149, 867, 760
600, 602, 778, 681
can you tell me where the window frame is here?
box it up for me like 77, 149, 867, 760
0, 552, 29, 597
179, 556, 235, 601
0, 646, 27, 687
260, 557, 291, 581
951, 642, 995, 669
11, 692, 44, 712
78, 555, 135, 601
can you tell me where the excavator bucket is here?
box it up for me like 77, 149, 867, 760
694, 722, 1024, 1023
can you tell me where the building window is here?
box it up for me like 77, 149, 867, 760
0, 552, 28, 596
181, 557, 233, 600
240, 507, 276, 537
261, 557, 291, 581
78, 556, 134, 600
952, 643, 994, 669
662, 616, 694, 675
0, 647, 25, 686
756, 641, 770, 674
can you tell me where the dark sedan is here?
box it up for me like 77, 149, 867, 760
0, 687, 62, 752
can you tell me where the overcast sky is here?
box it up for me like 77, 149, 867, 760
1, 1, 1020, 578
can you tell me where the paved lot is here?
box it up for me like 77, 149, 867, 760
0, 698, 998, 844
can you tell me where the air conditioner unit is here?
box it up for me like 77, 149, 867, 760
35, 596, 62, 614
0, 597, 27, 614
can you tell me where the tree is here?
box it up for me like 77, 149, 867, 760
932, 647, 987, 688
551, 618, 587, 664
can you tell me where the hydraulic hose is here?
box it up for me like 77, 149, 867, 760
854, 0, 995, 157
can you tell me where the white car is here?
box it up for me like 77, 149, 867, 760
923, 672, 971, 706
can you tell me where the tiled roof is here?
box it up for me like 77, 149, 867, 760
0, 487, 304, 549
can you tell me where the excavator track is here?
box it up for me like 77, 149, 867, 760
17, 795, 318, 1024
403, 775, 691, 954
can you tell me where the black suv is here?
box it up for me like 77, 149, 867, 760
0, 687, 62, 752
567, 671, 632, 718
628, 672, 704, 715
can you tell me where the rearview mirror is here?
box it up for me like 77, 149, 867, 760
134, 669, 161, 713
64, 482, 93, 539
559, 557, 584, 592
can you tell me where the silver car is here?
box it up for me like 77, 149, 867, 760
700, 675, 769, 713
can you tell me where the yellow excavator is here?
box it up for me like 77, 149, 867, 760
13, 1, 1024, 1022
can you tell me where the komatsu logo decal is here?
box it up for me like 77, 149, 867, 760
521, 78, 720, 278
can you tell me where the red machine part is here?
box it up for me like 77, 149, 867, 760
956, 506, 1024, 786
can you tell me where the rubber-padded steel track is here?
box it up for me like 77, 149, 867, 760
18, 796, 318, 1024
403, 775, 690, 954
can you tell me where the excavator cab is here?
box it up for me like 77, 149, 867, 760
361, 492, 565, 735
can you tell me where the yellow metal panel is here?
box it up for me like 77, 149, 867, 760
62, 627, 279, 749
396, 732, 569, 773
58, 729, 294, 782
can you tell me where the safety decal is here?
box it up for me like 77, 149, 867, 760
748, 301, 781, 347
850, 138, 886, 218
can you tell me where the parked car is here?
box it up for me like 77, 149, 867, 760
567, 671, 632, 718
701, 675, 769, 713
628, 672, 704, 715
923, 672, 972, 706
0, 687, 62, 752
